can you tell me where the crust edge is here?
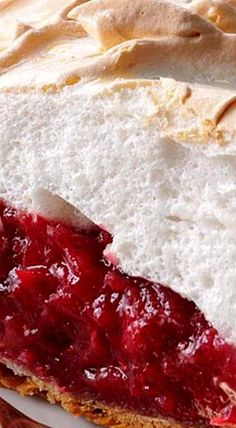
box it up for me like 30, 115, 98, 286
0, 363, 193, 428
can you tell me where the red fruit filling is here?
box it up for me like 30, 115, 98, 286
0, 200, 236, 427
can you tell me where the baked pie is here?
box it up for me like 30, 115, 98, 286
0, 1, 236, 427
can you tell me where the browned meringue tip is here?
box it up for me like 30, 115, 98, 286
0, 1, 235, 93
189, 0, 236, 33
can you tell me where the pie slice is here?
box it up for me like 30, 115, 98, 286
0, 1, 236, 427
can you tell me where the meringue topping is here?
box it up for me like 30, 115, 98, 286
0, 0, 85, 28
0, 0, 235, 146
69, 0, 217, 49
0, 0, 235, 89
189, 0, 236, 33
0, 18, 29, 52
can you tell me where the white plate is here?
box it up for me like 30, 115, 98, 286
0, 388, 98, 427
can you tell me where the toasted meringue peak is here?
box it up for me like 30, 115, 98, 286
0, 0, 234, 89
189, 0, 236, 32
69, 0, 216, 49
0, 18, 29, 52
68, 0, 236, 85
0, 0, 86, 28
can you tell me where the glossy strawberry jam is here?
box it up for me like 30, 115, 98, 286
0, 200, 236, 427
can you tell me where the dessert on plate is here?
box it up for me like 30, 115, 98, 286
0, 0, 236, 427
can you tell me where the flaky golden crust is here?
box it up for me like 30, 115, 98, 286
0, 363, 194, 428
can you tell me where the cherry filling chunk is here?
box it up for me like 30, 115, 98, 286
0, 200, 236, 426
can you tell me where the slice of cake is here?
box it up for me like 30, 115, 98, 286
0, 0, 236, 427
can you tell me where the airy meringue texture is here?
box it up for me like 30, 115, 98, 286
1, 0, 236, 346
